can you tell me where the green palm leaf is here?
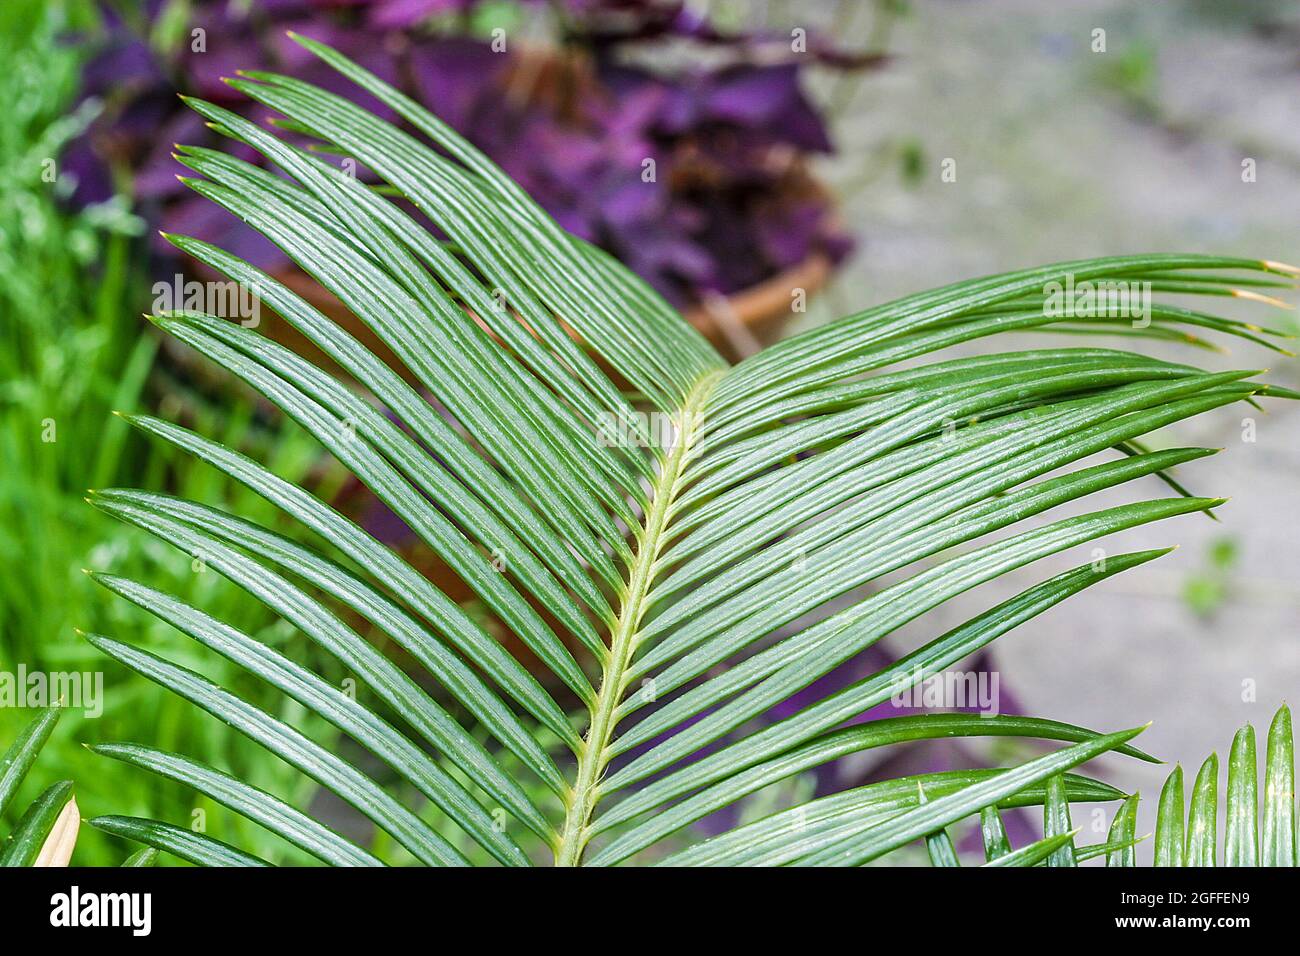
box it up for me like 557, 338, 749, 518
83, 34, 1296, 866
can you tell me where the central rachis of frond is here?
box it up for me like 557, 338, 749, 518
556, 372, 721, 866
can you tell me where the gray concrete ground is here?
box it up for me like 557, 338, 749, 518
801, 0, 1300, 854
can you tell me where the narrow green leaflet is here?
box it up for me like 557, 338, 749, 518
1154, 766, 1185, 867
1225, 726, 1258, 866
1106, 795, 1140, 867
980, 806, 1012, 862
0, 708, 60, 818
1043, 775, 1077, 867
919, 786, 961, 867
91, 817, 271, 867
1262, 706, 1296, 866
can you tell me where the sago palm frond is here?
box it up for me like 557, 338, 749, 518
1103, 704, 1296, 867
82, 34, 1297, 866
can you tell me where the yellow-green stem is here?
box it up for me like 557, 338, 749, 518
554, 378, 714, 865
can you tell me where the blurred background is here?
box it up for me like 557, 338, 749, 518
1, 0, 1297, 863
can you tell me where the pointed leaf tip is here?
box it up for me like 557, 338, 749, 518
1232, 289, 1294, 309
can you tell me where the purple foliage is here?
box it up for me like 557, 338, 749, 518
67, 0, 858, 304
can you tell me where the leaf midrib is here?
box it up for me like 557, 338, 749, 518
555, 373, 720, 865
